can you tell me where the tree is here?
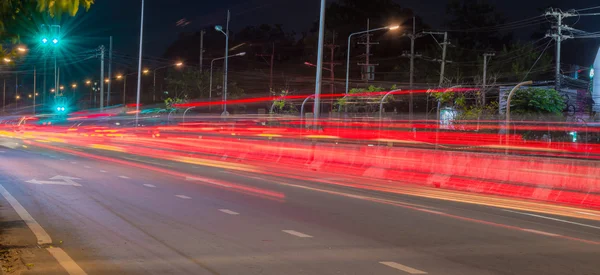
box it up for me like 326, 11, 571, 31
491, 42, 553, 82
334, 85, 396, 113
0, 0, 93, 59
164, 68, 244, 102
509, 87, 566, 117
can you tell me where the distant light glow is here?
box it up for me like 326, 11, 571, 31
52, 38, 59, 44
590, 68, 595, 78
42, 38, 48, 44
388, 25, 400, 30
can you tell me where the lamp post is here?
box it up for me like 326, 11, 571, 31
209, 52, 246, 107
344, 25, 399, 94
152, 62, 182, 102
215, 9, 230, 116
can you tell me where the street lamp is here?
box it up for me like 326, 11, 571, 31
215, 9, 231, 116
85, 80, 91, 85
17, 47, 27, 52
152, 61, 184, 102
209, 52, 246, 107
3, 58, 11, 63
344, 25, 400, 94
72, 84, 77, 88
142, 69, 149, 74
50, 88, 55, 93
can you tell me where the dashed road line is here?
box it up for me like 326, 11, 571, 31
282, 230, 312, 238
70, 161, 77, 164
99, 170, 107, 173
143, 184, 156, 188
503, 209, 600, 230
175, 195, 191, 199
219, 209, 239, 215
118, 176, 130, 179
418, 209, 445, 215
84, 166, 91, 169
522, 229, 560, 237
379, 261, 427, 274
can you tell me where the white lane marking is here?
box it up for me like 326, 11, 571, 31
46, 247, 88, 275
185, 176, 231, 188
577, 211, 600, 217
175, 195, 191, 199
522, 229, 560, 237
418, 209, 445, 215
84, 166, 91, 169
60, 158, 65, 161
503, 209, 600, 230
219, 209, 239, 215
0, 184, 52, 244
380, 261, 427, 274
70, 161, 77, 164
0, 151, 5, 153
99, 170, 107, 173
282, 230, 312, 238
143, 184, 156, 188
118, 176, 130, 179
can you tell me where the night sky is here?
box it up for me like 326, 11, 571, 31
44, 0, 600, 85
78, 0, 600, 57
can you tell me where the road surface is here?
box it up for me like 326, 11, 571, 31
0, 140, 599, 275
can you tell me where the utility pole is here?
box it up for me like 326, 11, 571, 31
43, 57, 46, 105
358, 19, 379, 83
422, 31, 449, 86
2, 79, 5, 113
107, 36, 113, 106
439, 32, 448, 86
325, 32, 341, 111
422, 31, 450, 121
122, 75, 127, 105
199, 30, 205, 73
33, 67, 36, 115
256, 42, 275, 94
15, 72, 18, 110
545, 8, 575, 91
482, 52, 495, 106
99, 45, 105, 111
407, 17, 424, 121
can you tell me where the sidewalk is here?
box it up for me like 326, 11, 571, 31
0, 183, 67, 275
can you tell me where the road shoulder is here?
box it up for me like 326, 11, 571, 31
0, 185, 67, 275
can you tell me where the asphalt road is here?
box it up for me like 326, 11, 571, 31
0, 140, 599, 275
